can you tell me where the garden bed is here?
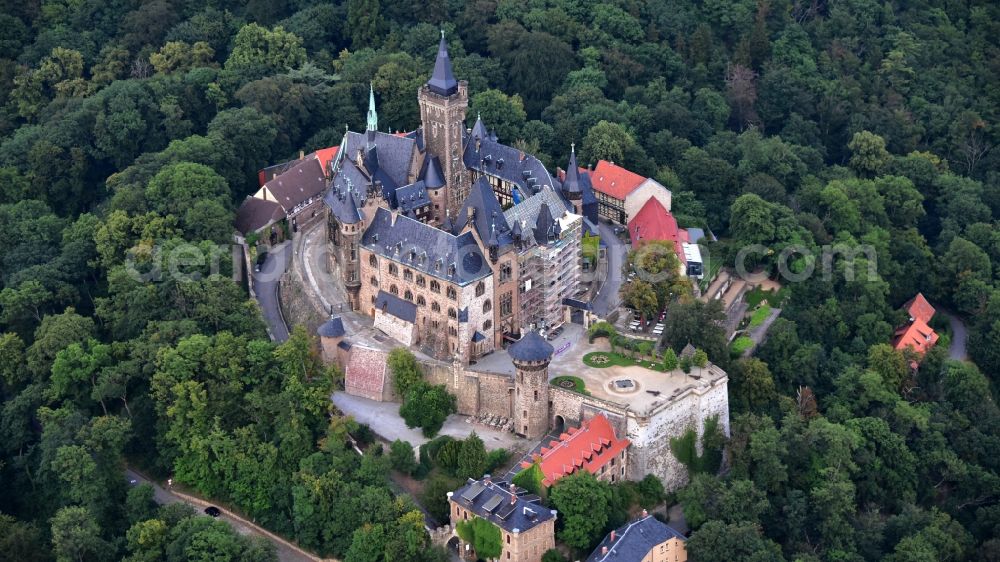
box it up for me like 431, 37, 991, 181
582, 352, 669, 373
730, 335, 753, 357
551, 375, 588, 394
749, 304, 772, 327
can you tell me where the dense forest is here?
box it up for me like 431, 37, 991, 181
0, 0, 998, 560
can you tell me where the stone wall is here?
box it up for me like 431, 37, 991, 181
624, 372, 730, 491
423, 362, 513, 418
373, 309, 415, 346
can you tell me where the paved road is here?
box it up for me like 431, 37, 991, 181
254, 242, 292, 342
593, 221, 627, 317
124, 469, 314, 562
942, 309, 969, 360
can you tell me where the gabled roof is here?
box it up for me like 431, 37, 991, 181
522, 414, 630, 487
427, 33, 458, 97
903, 293, 935, 325
263, 156, 327, 211
235, 196, 286, 235
508, 331, 554, 363
586, 515, 686, 562
454, 176, 513, 248
450, 477, 555, 534
395, 181, 431, 214
627, 197, 679, 247
374, 290, 417, 323
892, 318, 938, 354
361, 207, 491, 286
323, 161, 366, 225
464, 127, 555, 202
589, 160, 646, 200
504, 185, 571, 246
344, 346, 389, 396
343, 130, 417, 190
313, 146, 339, 170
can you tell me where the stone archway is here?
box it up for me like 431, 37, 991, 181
553, 415, 565, 433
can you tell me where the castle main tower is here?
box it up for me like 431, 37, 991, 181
510, 331, 555, 439
418, 31, 469, 223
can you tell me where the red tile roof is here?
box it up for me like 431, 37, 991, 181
344, 346, 389, 400
892, 318, 938, 354
521, 414, 630, 487
590, 161, 646, 200
628, 197, 679, 246
313, 146, 339, 171
903, 293, 935, 324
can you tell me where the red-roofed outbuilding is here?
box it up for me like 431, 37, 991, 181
521, 414, 630, 487
585, 160, 672, 225
903, 293, 935, 325
891, 293, 938, 357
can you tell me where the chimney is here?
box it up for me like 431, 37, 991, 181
483, 474, 491, 486
610, 530, 616, 542
601, 547, 608, 555
299, 150, 305, 160
641, 509, 648, 518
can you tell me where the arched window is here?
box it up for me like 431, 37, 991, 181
388, 264, 398, 277
483, 319, 492, 331
416, 275, 426, 288
483, 299, 492, 313
417, 296, 426, 306
390, 284, 398, 295
500, 263, 512, 282
431, 302, 441, 312
449, 326, 458, 336
369, 255, 378, 267
404, 269, 413, 281
404, 290, 413, 301
447, 287, 457, 300
475, 282, 485, 297
430, 280, 441, 293
370, 276, 378, 287
448, 308, 457, 319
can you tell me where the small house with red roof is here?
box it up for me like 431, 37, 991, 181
892, 293, 939, 355
588, 161, 672, 225
520, 414, 630, 487
627, 198, 703, 278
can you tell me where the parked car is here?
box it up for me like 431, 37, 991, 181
204, 506, 221, 517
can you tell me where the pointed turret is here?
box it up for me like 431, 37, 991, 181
427, 30, 458, 97
366, 83, 378, 132
471, 113, 489, 142
343, 180, 362, 224
562, 143, 582, 199
423, 156, 445, 189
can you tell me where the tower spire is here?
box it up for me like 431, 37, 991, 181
427, 31, 458, 97
366, 83, 378, 132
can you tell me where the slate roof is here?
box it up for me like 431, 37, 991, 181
589, 160, 646, 200
903, 293, 935, 324
464, 121, 555, 202
235, 196, 286, 235
523, 414, 630, 487
362, 207, 491, 286
427, 33, 459, 97
562, 148, 582, 196
395, 181, 431, 214
420, 156, 445, 189
454, 177, 513, 248
317, 317, 345, 338
375, 290, 417, 323
324, 171, 364, 225
343, 130, 417, 190
263, 156, 328, 211
504, 186, 571, 246
451, 478, 556, 534
586, 515, 686, 562
508, 331, 554, 363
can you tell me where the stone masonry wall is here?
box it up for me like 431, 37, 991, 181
625, 374, 730, 491
424, 363, 512, 418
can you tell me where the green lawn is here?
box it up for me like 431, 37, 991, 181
551, 375, 589, 395
745, 286, 788, 309
582, 352, 668, 372
749, 304, 772, 328
730, 336, 753, 357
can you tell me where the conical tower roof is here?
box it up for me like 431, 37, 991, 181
562, 143, 582, 197
427, 31, 458, 97
423, 156, 445, 189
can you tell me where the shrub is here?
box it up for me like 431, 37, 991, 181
389, 439, 417, 475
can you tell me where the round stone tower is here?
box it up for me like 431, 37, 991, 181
510, 331, 555, 439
